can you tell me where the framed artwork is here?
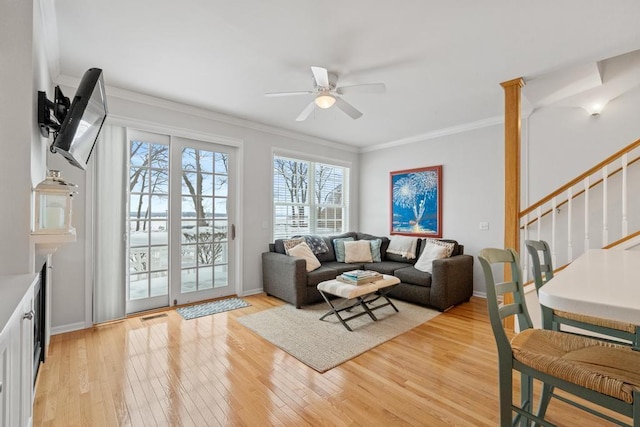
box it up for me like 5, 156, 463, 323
390, 165, 442, 237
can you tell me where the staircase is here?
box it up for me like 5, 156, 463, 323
518, 137, 640, 327
519, 137, 640, 279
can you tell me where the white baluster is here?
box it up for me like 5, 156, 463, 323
584, 176, 590, 250
622, 154, 628, 237
567, 187, 573, 262
536, 206, 542, 241
602, 166, 608, 246
551, 197, 557, 268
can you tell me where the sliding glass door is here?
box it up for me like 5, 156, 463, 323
170, 137, 235, 305
126, 131, 236, 314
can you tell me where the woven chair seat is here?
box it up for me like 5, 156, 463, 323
511, 328, 640, 404
553, 309, 638, 334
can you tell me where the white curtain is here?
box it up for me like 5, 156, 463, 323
93, 125, 127, 323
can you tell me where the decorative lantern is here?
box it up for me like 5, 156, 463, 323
32, 170, 77, 234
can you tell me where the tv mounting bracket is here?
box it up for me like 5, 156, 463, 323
37, 86, 70, 150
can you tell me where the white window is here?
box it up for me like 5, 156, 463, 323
273, 154, 348, 240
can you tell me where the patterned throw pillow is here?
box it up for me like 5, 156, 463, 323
283, 237, 305, 254
424, 238, 455, 258
301, 235, 329, 255
332, 237, 354, 262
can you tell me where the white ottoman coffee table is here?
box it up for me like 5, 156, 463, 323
317, 274, 401, 331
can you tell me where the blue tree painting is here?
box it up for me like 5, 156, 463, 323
390, 165, 442, 237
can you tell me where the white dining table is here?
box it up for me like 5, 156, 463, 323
538, 249, 640, 326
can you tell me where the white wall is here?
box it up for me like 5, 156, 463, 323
47, 90, 360, 330
525, 87, 640, 203
359, 125, 505, 295
0, 0, 50, 276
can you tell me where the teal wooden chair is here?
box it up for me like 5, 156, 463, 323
478, 247, 640, 427
525, 240, 639, 347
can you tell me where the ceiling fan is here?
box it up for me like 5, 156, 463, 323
265, 66, 386, 121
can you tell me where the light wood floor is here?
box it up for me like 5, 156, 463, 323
34, 295, 625, 426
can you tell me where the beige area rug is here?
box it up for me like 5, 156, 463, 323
236, 299, 440, 373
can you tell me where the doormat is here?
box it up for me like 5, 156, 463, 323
176, 297, 251, 320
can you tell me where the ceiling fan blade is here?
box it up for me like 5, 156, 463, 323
336, 83, 386, 95
311, 66, 330, 88
334, 96, 363, 119
265, 91, 314, 97
295, 101, 316, 121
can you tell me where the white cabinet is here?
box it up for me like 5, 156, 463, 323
0, 274, 36, 427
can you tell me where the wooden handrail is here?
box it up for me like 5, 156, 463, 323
520, 137, 640, 218
603, 229, 640, 249
521, 154, 640, 228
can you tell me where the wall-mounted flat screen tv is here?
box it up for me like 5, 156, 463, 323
48, 68, 108, 170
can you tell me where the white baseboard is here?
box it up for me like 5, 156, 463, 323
240, 288, 264, 297
472, 290, 487, 299
51, 321, 86, 335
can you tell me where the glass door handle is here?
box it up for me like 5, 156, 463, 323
231, 224, 236, 240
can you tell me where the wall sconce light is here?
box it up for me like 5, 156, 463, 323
32, 170, 78, 235
584, 101, 608, 116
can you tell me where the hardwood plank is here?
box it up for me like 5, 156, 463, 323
33, 295, 629, 426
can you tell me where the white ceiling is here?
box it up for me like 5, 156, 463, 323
47, 0, 640, 149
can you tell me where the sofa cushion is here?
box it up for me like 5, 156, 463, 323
364, 261, 412, 275
394, 266, 433, 288
332, 237, 354, 262
306, 266, 341, 287
369, 239, 382, 262
292, 235, 330, 255
322, 261, 365, 274
355, 233, 390, 259
315, 236, 337, 263
418, 238, 461, 257
415, 242, 448, 273
387, 235, 419, 259
287, 242, 321, 272
344, 240, 373, 263
282, 237, 306, 254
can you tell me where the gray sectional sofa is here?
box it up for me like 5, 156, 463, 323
261, 232, 474, 311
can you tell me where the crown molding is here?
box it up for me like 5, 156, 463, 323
54, 74, 359, 154
361, 116, 504, 153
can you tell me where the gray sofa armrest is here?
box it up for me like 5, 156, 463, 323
430, 254, 474, 311
261, 252, 307, 308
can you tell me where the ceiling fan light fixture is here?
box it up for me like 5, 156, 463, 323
315, 93, 336, 109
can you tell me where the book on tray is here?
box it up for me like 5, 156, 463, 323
342, 270, 379, 279
337, 270, 382, 285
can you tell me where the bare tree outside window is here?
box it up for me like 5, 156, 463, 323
273, 155, 347, 239
274, 158, 309, 228
181, 148, 228, 266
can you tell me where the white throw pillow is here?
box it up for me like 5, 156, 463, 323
287, 242, 321, 272
343, 240, 373, 263
387, 235, 418, 259
414, 242, 448, 273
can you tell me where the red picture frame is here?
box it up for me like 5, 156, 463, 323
390, 165, 442, 238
